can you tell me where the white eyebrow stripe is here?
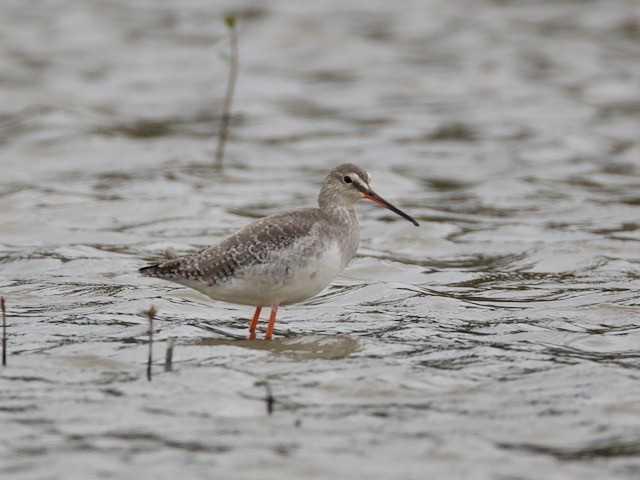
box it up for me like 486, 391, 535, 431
352, 174, 368, 190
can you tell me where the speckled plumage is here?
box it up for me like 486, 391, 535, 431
140, 163, 418, 339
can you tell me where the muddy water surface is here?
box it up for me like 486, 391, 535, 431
2, 0, 640, 479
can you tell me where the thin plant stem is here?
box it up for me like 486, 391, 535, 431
214, 15, 239, 170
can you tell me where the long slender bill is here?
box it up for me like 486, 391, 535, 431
364, 191, 419, 226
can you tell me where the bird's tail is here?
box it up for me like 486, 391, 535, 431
139, 264, 161, 276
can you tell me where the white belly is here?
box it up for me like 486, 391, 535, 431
174, 243, 345, 307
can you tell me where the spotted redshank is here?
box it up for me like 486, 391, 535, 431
140, 163, 419, 340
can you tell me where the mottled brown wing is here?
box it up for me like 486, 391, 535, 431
139, 208, 328, 284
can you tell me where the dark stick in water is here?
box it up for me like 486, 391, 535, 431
164, 337, 174, 372
1, 297, 6, 367
255, 377, 274, 415
145, 306, 156, 381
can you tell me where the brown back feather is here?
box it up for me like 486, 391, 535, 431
139, 208, 329, 285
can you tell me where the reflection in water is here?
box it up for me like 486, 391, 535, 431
193, 335, 359, 360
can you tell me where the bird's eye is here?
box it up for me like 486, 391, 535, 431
342, 175, 353, 184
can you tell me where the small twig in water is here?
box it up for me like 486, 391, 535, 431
255, 377, 274, 415
1, 297, 6, 367
144, 306, 157, 381
214, 14, 239, 170
164, 337, 174, 372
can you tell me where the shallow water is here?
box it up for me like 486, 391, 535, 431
2, 0, 640, 478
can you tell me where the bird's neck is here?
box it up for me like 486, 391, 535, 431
321, 202, 358, 224
321, 203, 360, 267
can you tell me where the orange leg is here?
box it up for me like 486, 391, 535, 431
264, 306, 278, 340
248, 306, 262, 340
